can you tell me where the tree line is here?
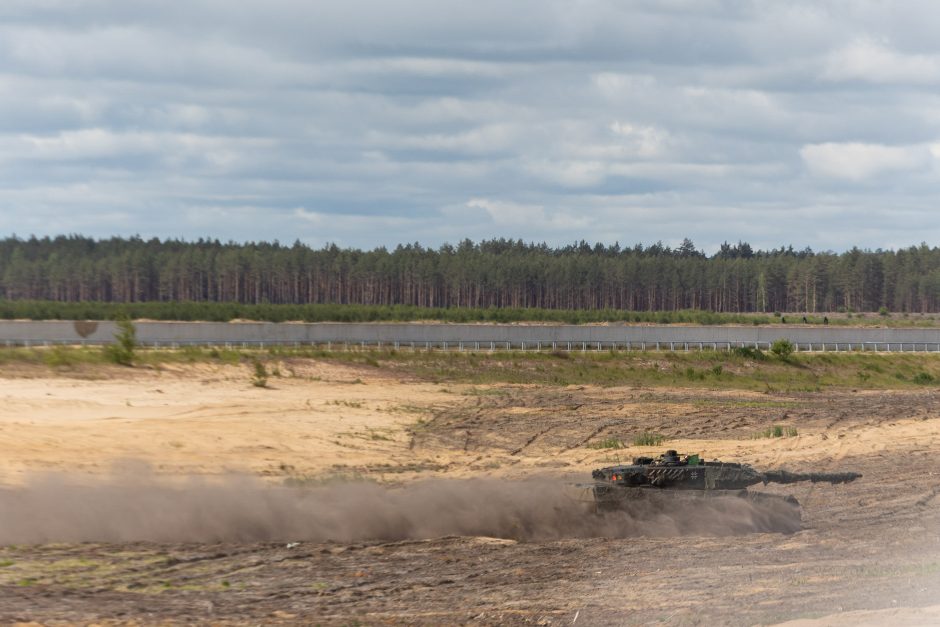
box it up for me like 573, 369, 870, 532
0, 300, 780, 324
1, 235, 939, 314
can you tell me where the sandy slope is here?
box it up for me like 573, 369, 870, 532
3, 363, 940, 484
0, 361, 456, 483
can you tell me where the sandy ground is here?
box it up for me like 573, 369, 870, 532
1, 359, 940, 625
0, 361, 458, 483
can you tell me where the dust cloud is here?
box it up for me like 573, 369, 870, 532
0, 463, 800, 544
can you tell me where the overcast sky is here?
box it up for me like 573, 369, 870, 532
2, 1, 940, 253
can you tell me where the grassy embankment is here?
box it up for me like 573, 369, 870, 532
4, 344, 940, 392
1, 300, 939, 327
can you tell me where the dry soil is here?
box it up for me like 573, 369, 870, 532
1, 359, 939, 625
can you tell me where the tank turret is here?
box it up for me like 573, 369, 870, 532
591, 450, 861, 491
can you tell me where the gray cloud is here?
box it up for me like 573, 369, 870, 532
1, 1, 940, 252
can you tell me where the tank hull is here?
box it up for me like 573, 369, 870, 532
593, 485, 803, 533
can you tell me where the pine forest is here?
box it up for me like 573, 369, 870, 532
1, 235, 939, 317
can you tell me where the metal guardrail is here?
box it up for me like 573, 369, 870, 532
6, 338, 940, 352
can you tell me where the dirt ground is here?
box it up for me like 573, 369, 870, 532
1, 359, 940, 625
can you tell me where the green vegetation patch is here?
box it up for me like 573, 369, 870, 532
753, 425, 799, 439
731, 346, 768, 361
913, 371, 936, 384
4, 298, 940, 328
251, 359, 269, 387
5, 344, 940, 393
0, 299, 779, 325
633, 432, 667, 447
102, 315, 137, 366
770, 339, 795, 359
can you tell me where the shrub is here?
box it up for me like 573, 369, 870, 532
879, 306, 890, 317
770, 338, 795, 359
732, 346, 767, 361
913, 372, 935, 385
252, 360, 269, 388
103, 315, 137, 366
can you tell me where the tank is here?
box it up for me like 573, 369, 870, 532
591, 450, 861, 530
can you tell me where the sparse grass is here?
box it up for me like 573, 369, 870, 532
0, 345, 110, 368
328, 400, 363, 408
409, 417, 432, 438
461, 387, 510, 397
43, 345, 88, 367
391, 403, 432, 414
633, 432, 667, 447
852, 561, 940, 579
0, 550, 176, 592
5, 345, 940, 392
694, 399, 804, 409
337, 426, 396, 442
753, 425, 798, 439
282, 470, 378, 487
587, 437, 625, 449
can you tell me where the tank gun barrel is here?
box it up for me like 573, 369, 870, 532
760, 470, 861, 485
